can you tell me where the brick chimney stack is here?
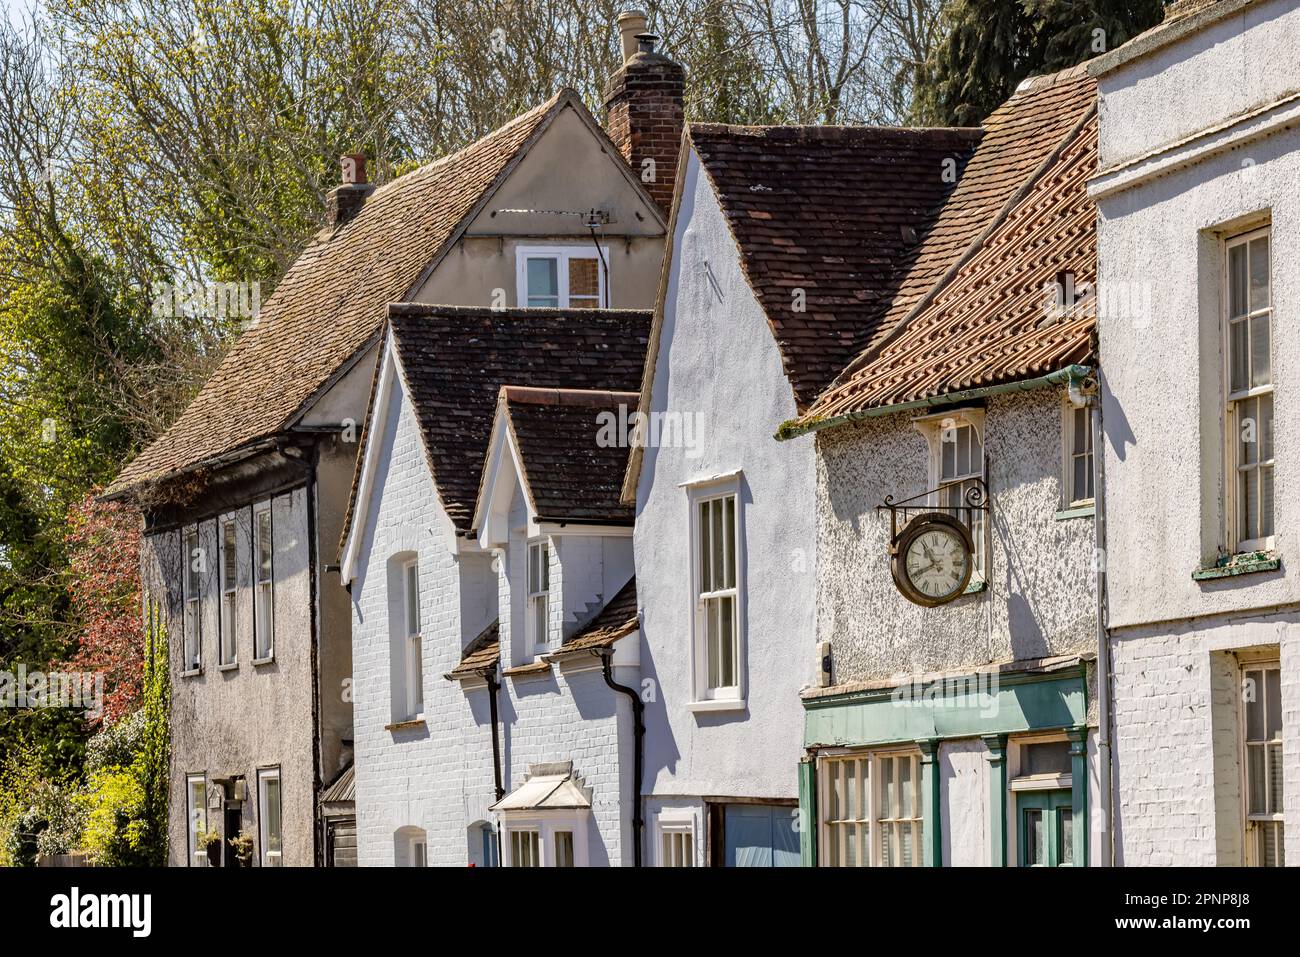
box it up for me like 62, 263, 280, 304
325, 153, 375, 228
604, 12, 685, 214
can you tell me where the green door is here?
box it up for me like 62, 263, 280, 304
1017, 790, 1076, 867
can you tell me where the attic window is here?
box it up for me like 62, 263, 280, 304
516, 245, 607, 309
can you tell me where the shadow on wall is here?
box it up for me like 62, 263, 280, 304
991, 503, 1049, 661
1099, 367, 1137, 464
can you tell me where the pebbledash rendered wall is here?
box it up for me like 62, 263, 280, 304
1091, 0, 1300, 865
810, 386, 1105, 865
145, 487, 316, 867
631, 146, 818, 862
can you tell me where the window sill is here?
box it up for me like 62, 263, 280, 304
251, 655, 275, 667
504, 661, 552, 679
1192, 551, 1280, 581
687, 698, 746, 714
1054, 504, 1095, 521
385, 718, 427, 733
181, 667, 202, 678
217, 662, 240, 672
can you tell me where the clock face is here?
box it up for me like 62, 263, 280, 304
897, 518, 973, 605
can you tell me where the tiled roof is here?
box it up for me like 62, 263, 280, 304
320, 762, 355, 804
687, 123, 984, 410
858, 67, 1097, 363
497, 387, 638, 524
786, 67, 1098, 431
444, 620, 500, 681
381, 306, 650, 534
105, 92, 572, 497
552, 576, 638, 656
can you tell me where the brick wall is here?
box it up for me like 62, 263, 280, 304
604, 52, 685, 214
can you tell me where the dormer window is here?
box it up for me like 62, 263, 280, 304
516, 246, 607, 308
527, 540, 551, 654
915, 409, 986, 580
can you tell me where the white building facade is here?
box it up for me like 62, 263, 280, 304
1090, 0, 1300, 866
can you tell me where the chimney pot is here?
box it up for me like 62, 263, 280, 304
617, 9, 648, 63
635, 32, 657, 55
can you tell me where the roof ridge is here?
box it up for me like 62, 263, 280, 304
367, 90, 571, 200
388, 303, 652, 320
499, 386, 640, 406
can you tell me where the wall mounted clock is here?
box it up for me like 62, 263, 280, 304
890, 512, 974, 607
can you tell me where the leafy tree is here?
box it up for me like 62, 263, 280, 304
911, 0, 1166, 126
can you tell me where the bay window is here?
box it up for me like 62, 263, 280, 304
818, 751, 923, 867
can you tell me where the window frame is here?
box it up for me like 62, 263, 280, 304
257, 766, 282, 867
654, 811, 697, 867
253, 503, 275, 662
817, 748, 923, 867
525, 539, 551, 656
186, 773, 209, 868
687, 476, 745, 706
402, 557, 424, 720
1062, 401, 1095, 508
182, 526, 203, 674
410, 834, 427, 867
1240, 659, 1284, 867
501, 814, 589, 867
514, 244, 609, 309
1222, 225, 1275, 554
914, 409, 987, 580
218, 518, 238, 667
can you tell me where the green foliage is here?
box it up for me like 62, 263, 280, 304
137, 608, 171, 865
911, 0, 1167, 126
86, 708, 146, 774
79, 763, 149, 866
0, 733, 85, 866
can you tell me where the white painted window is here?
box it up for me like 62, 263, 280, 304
503, 816, 588, 866
1225, 227, 1274, 553
411, 836, 427, 867
818, 751, 922, 867
1064, 403, 1094, 507
526, 540, 550, 655
509, 827, 541, 867
253, 506, 274, 660
693, 490, 741, 700
917, 409, 985, 579
187, 774, 208, 867
219, 520, 238, 665
1242, 662, 1284, 866
258, 767, 282, 866
403, 558, 424, 718
656, 814, 696, 867
515, 245, 607, 308
183, 527, 202, 672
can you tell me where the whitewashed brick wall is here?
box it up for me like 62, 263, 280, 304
352, 382, 637, 865
1110, 613, 1300, 865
